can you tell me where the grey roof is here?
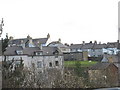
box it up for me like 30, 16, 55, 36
70, 44, 83, 49
106, 42, 118, 48
93, 44, 106, 49
9, 38, 48, 46
23, 47, 40, 55
81, 43, 94, 49
88, 63, 117, 70
32, 38, 48, 45
42, 46, 61, 55
48, 41, 69, 48
4, 46, 23, 55
3, 45, 61, 56
9, 38, 27, 45
48, 41, 60, 45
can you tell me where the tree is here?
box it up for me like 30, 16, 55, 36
2, 33, 9, 54
2, 59, 25, 88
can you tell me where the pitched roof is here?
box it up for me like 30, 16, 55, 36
48, 41, 69, 48
32, 38, 48, 45
4, 46, 23, 55
9, 38, 48, 46
69, 44, 83, 49
88, 63, 117, 70
106, 42, 118, 48
42, 46, 61, 55
3, 45, 62, 56
23, 47, 40, 55
81, 43, 94, 49
9, 38, 27, 45
93, 44, 106, 49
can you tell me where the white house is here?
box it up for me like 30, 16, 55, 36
2, 45, 64, 73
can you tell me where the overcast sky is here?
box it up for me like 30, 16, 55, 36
0, 0, 119, 44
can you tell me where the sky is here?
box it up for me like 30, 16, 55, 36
0, 0, 119, 44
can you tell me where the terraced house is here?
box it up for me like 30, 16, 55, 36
70, 41, 120, 57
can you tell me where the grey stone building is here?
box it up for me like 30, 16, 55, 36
3, 46, 64, 73
88, 63, 119, 87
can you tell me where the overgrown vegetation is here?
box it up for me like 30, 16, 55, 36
2, 59, 25, 88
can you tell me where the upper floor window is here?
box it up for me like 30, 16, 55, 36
55, 55, 58, 58
49, 62, 52, 67
16, 50, 23, 55
55, 61, 59, 66
37, 61, 42, 68
35, 52, 43, 55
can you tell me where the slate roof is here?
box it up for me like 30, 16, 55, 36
81, 43, 94, 49
48, 41, 60, 45
4, 46, 60, 56
23, 47, 40, 55
9, 38, 27, 45
106, 42, 119, 48
93, 44, 106, 49
48, 41, 69, 48
32, 38, 48, 45
42, 46, 61, 55
4, 46, 23, 55
69, 44, 83, 49
70, 43, 106, 50
88, 63, 117, 70
9, 38, 48, 46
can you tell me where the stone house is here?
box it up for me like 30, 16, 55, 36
3, 46, 64, 73
88, 63, 119, 87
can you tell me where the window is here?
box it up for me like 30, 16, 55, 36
55, 55, 58, 58
16, 50, 23, 55
37, 61, 42, 68
36, 52, 43, 55
49, 62, 52, 67
55, 61, 59, 66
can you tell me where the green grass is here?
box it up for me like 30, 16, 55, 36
64, 61, 98, 67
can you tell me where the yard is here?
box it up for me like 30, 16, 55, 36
64, 60, 98, 67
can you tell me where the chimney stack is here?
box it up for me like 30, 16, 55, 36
94, 40, 97, 44
58, 38, 61, 43
82, 41, 85, 45
9, 36, 13, 41
47, 33, 50, 39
